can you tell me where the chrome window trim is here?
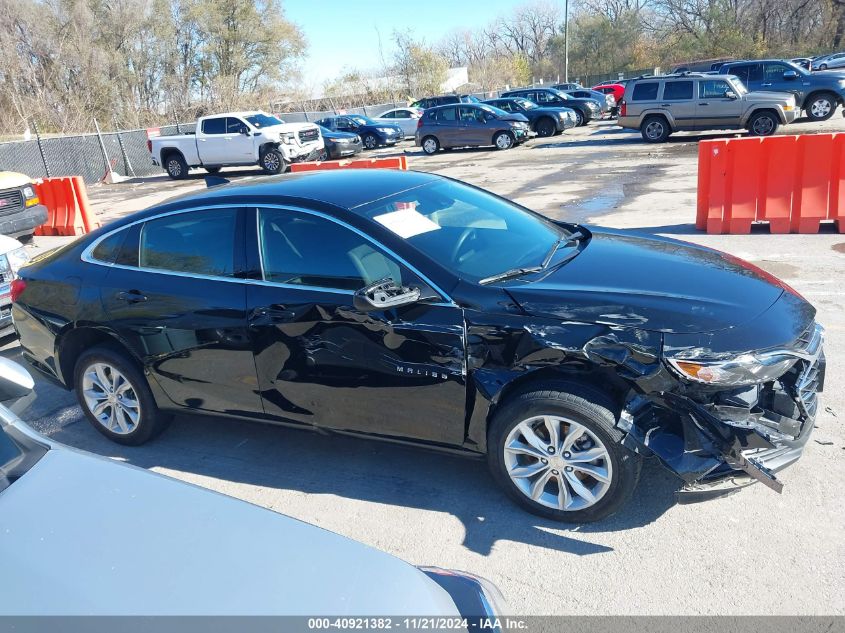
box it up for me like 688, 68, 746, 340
80, 203, 457, 306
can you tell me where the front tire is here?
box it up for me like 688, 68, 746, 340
493, 131, 515, 150
806, 92, 837, 121
74, 346, 169, 446
487, 383, 641, 523
748, 111, 779, 136
363, 133, 378, 150
260, 148, 286, 174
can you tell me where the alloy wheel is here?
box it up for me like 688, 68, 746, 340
81, 362, 141, 435
263, 152, 281, 171
503, 415, 613, 511
752, 115, 775, 135
645, 120, 664, 140
167, 159, 182, 178
364, 135, 377, 149
811, 98, 832, 118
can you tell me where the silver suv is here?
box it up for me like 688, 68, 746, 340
618, 73, 798, 142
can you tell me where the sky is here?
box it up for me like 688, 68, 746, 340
285, 0, 527, 91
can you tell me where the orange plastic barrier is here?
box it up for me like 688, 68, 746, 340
290, 155, 408, 173
697, 133, 845, 234
33, 177, 100, 237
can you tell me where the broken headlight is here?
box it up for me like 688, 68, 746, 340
667, 353, 798, 387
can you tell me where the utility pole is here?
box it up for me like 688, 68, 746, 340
564, 0, 570, 83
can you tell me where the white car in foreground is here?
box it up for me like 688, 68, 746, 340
0, 357, 505, 619
149, 111, 323, 179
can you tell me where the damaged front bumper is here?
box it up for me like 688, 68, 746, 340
620, 323, 825, 503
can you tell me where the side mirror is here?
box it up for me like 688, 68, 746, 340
784, 70, 799, 80
353, 278, 420, 312
0, 357, 34, 402
239, 126, 249, 135
725, 90, 738, 99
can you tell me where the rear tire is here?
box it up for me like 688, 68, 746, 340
574, 110, 584, 127
487, 382, 641, 523
535, 117, 556, 137
421, 136, 440, 155
164, 153, 188, 180
641, 115, 671, 143
74, 346, 170, 446
806, 92, 837, 121
748, 111, 779, 136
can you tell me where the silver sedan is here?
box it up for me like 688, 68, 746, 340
373, 107, 424, 138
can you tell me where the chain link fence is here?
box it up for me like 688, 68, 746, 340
0, 70, 655, 184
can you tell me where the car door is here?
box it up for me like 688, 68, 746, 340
97, 207, 263, 417
458, 105, 487, 145
435, 106, 458, 146
660, 80, 696, 130
246, 206, 467, 444
697, 79, 743, 128
197, 116, 228, 164
761, 61, 803, 100
728, 62, 763, 92
225, 117, 255, 163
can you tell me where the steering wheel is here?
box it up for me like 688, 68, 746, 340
451, 227, 476, 263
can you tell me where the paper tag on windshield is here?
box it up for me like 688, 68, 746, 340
373, 207, 440, 239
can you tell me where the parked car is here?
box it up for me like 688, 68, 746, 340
0, 357, 505, 616
483, 97, 577, 136
811, 52, 845, 71
500, 87, 601, 126
415, 103, 532, 154
0, 171, 48, 240
618, 73, 798, 142
592, 82, 625, 105
316, 125, 362, 161
374, 107, 424, 138
315, 115, 403, 150
410, 95, 480, 109
561, 88, 615, 115
791, 57, 813, 71
12, 170, 825, 522
149, 112, 323, 180
719, 59, 845, 120
551, 82, 582, 91
0, 235, 29, 338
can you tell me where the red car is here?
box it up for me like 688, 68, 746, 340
592, 83, 625, 104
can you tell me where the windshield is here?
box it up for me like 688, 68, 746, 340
517, 98, 538, 109
728, 77, 749, 96
350, 115, 377, 125
357, 180, 574, 282
550, 89, 572, 101
245, 113, 283, 128
480, 104, 508, 117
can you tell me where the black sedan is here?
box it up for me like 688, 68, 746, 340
500, 87, 601, 126
483, 98, 577, 136
317, 125, 362, 160
315, 115, 403, 150
12, 170, 824, 522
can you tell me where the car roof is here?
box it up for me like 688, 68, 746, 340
151, 170, 441, 214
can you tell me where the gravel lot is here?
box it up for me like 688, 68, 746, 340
6, 117, 845, 615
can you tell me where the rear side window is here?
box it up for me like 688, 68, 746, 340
729, 63, 762, 84
91, 229, 128, 264
631, 82, 659, 101
435, 107, 457, 122
662, 81, 693, 100
201, 118, 226, 134
140, 209, 238, 277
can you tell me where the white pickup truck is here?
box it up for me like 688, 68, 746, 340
149, 111, 324, 179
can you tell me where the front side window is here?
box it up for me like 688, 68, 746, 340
699, 80, 732, 99
201, 118, 226, 134
493, 101, 512, 112
763, 62, 789, 82
459, 106, 484, 122
226, 118, 247, 134
258, 208, 406, 291
140, 209, 238, 277
357, 180, 574, 283
379, 111, 395, 119
662, 81, 693, 101
631, 82, 659, 101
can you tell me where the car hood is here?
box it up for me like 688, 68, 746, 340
497, 113, 529, 122
503, 229, 787, 334
531, 106, 574, 115
745, 90, 797, 104
324, 129, 359, 141
0, 171, 32, 189
0, 440, 459, 616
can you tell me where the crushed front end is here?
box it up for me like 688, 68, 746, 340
621, 322, 825, 503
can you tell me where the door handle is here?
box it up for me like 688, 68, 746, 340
250, 306, 296, 323
661, 103, 671, 107
762, 83, 772, 87
116, 290, 147, 304
698, 103, 709, 106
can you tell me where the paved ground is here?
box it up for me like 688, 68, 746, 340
7, 116, 845, 615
